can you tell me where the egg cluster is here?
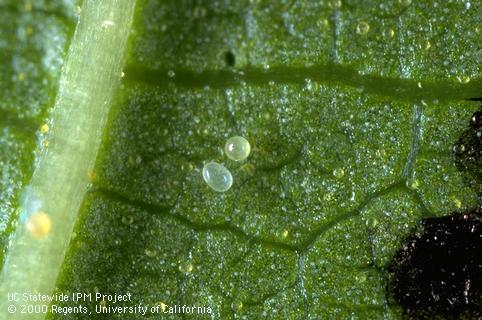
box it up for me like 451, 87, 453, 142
202, 136, 251, 192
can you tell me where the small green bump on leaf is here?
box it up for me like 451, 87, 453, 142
202, 161, 233, 192
332, 167, 345, 179
407, 178, 420, 190
356, 21, 370, 35
231, 300, 243, 312
144, 248, 156, 257
178, 261, 194, 273
328, 0, 342, 9
398, 0, 412, 6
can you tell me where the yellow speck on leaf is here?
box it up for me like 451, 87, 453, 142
26, 211, 52, 239
232, 301, 243, 311
410, 179, 420, 190
87, 171, 97, 182
160, 302, 167, 312
281, 230, 289, 239
451, 197, 462, 209
24, 2, 32, 12
178, 261, 194, 273
99, 299, 107, 309
40, 124, 49, 134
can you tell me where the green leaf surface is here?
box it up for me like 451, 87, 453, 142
1, 0, 481, 319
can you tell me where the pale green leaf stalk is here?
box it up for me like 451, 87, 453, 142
0, 1, 136, 319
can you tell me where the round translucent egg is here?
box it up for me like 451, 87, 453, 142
202, 162, 233, 192
225, 136, 251, 161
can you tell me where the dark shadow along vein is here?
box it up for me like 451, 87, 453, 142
123, 63, 482, 103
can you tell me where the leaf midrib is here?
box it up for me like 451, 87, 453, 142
0, 1, 137, 319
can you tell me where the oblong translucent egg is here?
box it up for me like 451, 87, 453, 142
202, 162, 233, 192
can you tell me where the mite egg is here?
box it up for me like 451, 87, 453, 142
26, 211, 52, 239
225, 136, 251, 161
202, 162, 233, 192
